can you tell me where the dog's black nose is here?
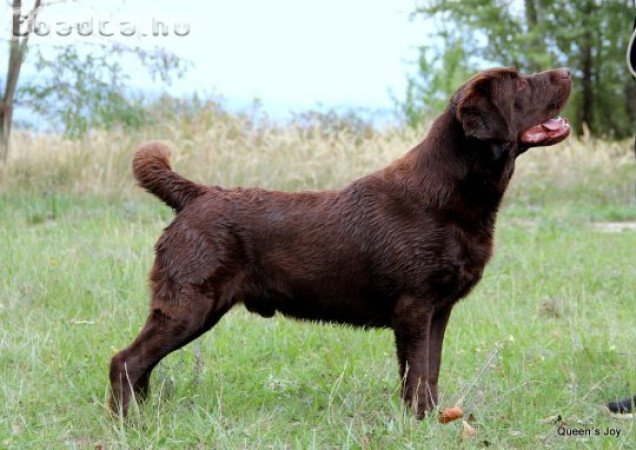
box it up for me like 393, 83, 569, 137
557, 67, 571, 79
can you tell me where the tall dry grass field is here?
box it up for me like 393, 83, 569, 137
2, 110, 633, 208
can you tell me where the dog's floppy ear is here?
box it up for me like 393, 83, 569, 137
455, 76, 513, 144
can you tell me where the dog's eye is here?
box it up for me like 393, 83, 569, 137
517, 79, 528, 91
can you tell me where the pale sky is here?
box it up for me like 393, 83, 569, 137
2, 0, 426, 120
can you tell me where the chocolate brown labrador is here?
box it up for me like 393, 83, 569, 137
109, 67, 571, 419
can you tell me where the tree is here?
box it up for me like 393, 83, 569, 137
401, 30, 474, 127
1, 0, 41, 163
20, 45, 188, 138
405, 0, 635, 139
1, 1, 189, 163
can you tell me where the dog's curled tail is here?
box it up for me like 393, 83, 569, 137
133, 142, 206, 211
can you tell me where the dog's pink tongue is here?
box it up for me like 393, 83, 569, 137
542, 118, 564, 131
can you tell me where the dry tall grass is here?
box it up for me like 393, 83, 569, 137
0, 122, 414, 196
1, 109, 633, 208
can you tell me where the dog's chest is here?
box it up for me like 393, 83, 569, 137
455, 239, 492, 295
395, 225, 494, 300
439, 227, 493, 298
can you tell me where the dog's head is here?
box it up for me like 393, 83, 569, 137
452, 67, 571, 158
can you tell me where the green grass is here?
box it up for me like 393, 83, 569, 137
0, 123, 635, 447
1, 191, 635, 448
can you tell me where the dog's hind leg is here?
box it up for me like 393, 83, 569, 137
109, 284, 230, 416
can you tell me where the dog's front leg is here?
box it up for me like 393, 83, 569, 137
427, 305, 453, 408
393, 295, 434, 419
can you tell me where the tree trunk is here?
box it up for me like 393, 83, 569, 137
0, 103, 11, 163
1, 0, 41, 163
579, 41, 594, 135
524, 0, 543, 73
579, 32, 594, 135
579, 1, 596, 136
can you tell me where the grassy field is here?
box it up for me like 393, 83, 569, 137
1, 117, 635, 448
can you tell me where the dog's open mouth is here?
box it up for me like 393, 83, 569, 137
520, 116, 570, 146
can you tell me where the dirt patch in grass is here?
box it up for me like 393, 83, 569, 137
591, 221, 636, 232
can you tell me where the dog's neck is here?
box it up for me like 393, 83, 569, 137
394, 110, 517, 229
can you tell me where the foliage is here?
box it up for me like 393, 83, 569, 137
405, 0, 635, 138
19, 44, 189, 138
401, 31, 473, 127
290, 106, 376, 142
